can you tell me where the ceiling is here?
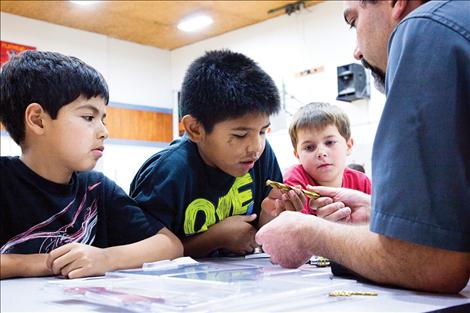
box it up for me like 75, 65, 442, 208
1, 1, 322, 50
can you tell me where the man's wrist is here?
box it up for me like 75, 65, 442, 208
303, 216, 327, 256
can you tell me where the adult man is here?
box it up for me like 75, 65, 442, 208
256, 0, 470, 293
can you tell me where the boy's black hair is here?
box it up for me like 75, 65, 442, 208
0, 50, 109, 144
347, 163, 366, 174
180, 50, 280, 133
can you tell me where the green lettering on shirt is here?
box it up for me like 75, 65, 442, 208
184, 173, 253, 235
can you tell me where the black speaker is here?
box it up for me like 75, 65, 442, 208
336, 63, 370, 102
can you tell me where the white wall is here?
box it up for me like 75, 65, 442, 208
171, 1, 386, 175
0, 12, 172, 108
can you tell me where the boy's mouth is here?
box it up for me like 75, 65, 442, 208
317, 163, 332, 169
92, 146, 105, 157
239, 159, 257, 169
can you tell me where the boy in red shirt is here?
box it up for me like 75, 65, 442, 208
284, 102, 371, 222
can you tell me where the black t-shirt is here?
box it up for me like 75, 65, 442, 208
0, 156, 163, 254
130, 136, 282, 240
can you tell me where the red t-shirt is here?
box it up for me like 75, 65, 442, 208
283, 164, 371, 214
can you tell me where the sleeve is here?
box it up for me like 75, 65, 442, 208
129, 156, 189, 234
103, 176, 164, 246
370, 16, 470, 252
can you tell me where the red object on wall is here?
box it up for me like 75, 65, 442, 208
1, 41, 36, 68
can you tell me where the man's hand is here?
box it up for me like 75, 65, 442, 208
308, 186, 371, 223
256, 211, 315, 268
47, 243, 111, 279
213, 214, 258, 255
261, 186, 306, 218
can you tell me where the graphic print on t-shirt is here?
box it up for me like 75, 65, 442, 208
183, 173, 254, 235
1, 182, 100, 254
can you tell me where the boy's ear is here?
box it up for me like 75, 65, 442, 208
181, 114, 205, 142
346, 137, 354, 156
24, 103, 47, 135
293, 150, 299, 159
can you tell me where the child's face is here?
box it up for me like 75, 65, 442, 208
198, 113, 270, 177
294, 124, 353, 187
44, 95, 108, 173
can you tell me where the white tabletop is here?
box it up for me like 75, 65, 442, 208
2, 257, 469, 312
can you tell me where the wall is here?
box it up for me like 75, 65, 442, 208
0, 12, 172, 191
171, 1, 386, 175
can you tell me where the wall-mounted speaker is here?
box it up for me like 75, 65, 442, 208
336, 63, 370, 102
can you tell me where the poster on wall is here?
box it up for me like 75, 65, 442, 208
1, 40, 36, 68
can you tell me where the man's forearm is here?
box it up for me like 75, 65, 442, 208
1, 254, 52, 279
311, 220, 470, 293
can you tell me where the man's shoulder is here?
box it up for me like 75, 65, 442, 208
399, 0, 470, 38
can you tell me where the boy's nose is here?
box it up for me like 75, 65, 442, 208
247, 136, 264, 155
316, 149, 327, 159
98, 123, 109, 140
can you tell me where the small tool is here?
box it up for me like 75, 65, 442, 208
266, 179, 320, 199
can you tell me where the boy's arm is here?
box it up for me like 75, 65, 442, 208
1, 253, 52, 279
183, 214, 258, 258
47, 227, 183, 279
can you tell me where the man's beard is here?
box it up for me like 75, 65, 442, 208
361, 58, 386, 94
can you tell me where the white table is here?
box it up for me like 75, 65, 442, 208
2, 257, 469, 312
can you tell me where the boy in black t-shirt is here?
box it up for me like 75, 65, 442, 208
130, 50, 305, 258
0, 51, 182, 279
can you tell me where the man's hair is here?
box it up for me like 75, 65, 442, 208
180, 50, 280, 133
289, 102, 351, 149
0, 50, 109, 144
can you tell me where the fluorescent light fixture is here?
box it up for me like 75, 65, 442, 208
177, 15, 213, 32
70, 1, 98, 5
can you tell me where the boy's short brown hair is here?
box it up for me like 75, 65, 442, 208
288, 102, 351, 150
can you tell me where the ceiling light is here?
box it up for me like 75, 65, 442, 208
177, 15, 213, 32
70, 1, 98, 5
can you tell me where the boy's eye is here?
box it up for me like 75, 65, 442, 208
326, 140, 337, 146
83, 116, 94, 122
233, 133, 246, 138
304, 145, 315, 152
